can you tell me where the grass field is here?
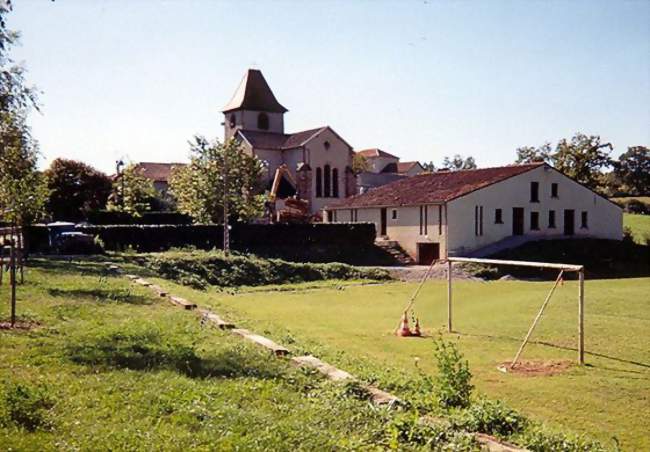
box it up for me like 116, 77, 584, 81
150, 274, 650, 450
1, 260, 481, 451
624, 213, 650, 244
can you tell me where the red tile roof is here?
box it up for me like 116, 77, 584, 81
328, 163, 545, 208
397, 161, 424, 174
134, 162, 186, 183
222, 69, 288, 113
356, 148, 399, 159
238, 127, 327, 150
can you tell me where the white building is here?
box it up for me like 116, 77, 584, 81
355, 148, 425, 194
325, 163, 623, 264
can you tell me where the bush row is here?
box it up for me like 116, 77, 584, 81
611, 198, 650, 215
136, 250, 391, 288
85, 210, 193, 225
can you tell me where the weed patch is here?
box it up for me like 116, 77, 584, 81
0, 383, 54, 431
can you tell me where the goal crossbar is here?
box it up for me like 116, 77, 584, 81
447, 257, 583, 272
444, 256, 585, 365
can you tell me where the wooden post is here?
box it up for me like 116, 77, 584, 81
9, 226, 16, 327
578, 268, 584, 365
447, 259, 452, 332
17, 229, 23, 284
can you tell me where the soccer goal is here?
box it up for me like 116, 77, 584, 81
445, 257, 585, 369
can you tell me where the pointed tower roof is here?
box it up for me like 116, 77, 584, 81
222, 69, 288, 113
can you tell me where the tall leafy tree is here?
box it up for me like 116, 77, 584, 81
44, 158, 112, 221
0, 4, 47, 226
442, 155, 477, 171
515, 133, 613, 192
170, 137, 265, 224
106, 163, 157, 218
351, 153, 369, 174
421, 161, 436, 172
613, 146, 650, 196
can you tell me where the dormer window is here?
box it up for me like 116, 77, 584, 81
257, 112, 269, 130
229, 114, 236, 128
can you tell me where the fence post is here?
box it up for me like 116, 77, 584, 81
447, 259, 452, 333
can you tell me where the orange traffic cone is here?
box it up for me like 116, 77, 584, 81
413, 318, 422, 337
397, 312, 412, 337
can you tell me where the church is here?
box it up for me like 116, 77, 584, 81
222, 69, 356, 214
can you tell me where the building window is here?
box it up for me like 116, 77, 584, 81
495, 208, 503, 224
323, 164, 331, 197
474, 206, 484, 236
531, 211, 540, 230
229, 114, 236, 128
424, 205, 428, 235
354, 209, 358, 222
419, 206, 428, 235
324, 140, 330, 150
316, 167, 322, 197
530, 182, 539, 202
548, 210, 556, 228
551, 183, 558, 198
438, 205, 442, 235
350, 209, 354, 222
581, 211, 588, 229
332, 168, 339, 198
391, 209, 398, 220
257, 112, 269, 130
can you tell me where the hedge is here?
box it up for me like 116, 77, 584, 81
23, 223, 388, 265
86, 210, 192, 225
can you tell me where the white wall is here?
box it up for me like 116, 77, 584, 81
446, 165, 623, 256
306, 128, 352, 213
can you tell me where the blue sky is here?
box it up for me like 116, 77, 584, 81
8, 0, 650, 174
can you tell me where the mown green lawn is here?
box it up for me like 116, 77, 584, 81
0, 260, 456, 451
624, 213, 650, 243
151, 274, 650, 450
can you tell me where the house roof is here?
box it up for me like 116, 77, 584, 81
327, 163, 545, 208
134, 162, 186, 183
237, 127, 329, 150
397, 161, 424, 174
222, 69, 288, 113
356, 148, 399, 159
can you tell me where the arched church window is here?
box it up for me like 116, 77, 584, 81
324, 141, 330, 150
229, 114, 236, 128
324, 164, 331, 197
257, 113, 269, 130
316, 167, 323, 198
332, 168, 339, 198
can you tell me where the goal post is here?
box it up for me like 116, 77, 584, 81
445, 256, 585, 366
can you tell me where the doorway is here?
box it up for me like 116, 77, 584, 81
564, 209, 575, 236
380, 208, 387, 236
417, 243, 439, 265
512, 207, 524, 236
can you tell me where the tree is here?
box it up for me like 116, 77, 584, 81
351, 153, 370, 173
613, 146, 650, 196
44, 158, 112, 221
106, 164, 157, 218
0, 4, 47, 227
515, 143, 552, 164
515, 133, 613, 192
421, 161, 436, 172
170, 137, 265, 224
442, 155, 477, 171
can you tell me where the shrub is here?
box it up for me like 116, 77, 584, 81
432, 337, 473, 409
137, 250, 391, 288
452, 398, 527, 437
517, 426, 607, 452
622, 199, 649, 215
0, 383, 54, 431
387, 414, 477, 450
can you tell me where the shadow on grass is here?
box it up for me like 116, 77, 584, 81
28, 257, 113, 278
455, 330, 650, 372
47, 287, 151, 305
66, 329, 285, 380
